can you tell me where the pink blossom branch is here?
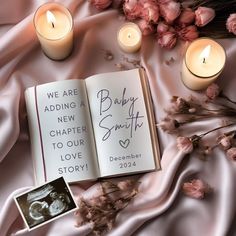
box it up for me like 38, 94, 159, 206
177, 123, 236, 154
74, 180, 139, 235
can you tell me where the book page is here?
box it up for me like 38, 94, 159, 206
25, 80, 99, 184
85, 69, 157, 177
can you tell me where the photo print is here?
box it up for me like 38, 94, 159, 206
14, 177, 77, 230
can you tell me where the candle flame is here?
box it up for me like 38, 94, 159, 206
46, 10, 56, 28
200, 45, 211, 64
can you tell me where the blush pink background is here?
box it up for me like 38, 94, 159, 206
0, 1, 236, 235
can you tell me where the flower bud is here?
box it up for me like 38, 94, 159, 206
157, 21, 169, 34
219, 136, 231, 150
226, 13, 236, 35
137, 19, 155, 35
157, 31, 177, 49
178, 25, 199, 41
206, 83, 220, 100
90, 0, 112, 10
158, 117, 179, 133
177, 8, 195, 27
159, 0, 181, 24
182, 179, 211, 199
123, 0, 142, 20
195, 7, 215, 27
140, 0, 159, 23
177, 136, 193, 154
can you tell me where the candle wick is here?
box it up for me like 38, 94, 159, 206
203, 57, 206, 64
52, 22, 55, 28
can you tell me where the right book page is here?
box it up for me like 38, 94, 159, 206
85, 69, 160, 177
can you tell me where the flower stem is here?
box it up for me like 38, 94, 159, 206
220, 93, 236, 105
179, 114, 236, 125
199, 123, 236, 138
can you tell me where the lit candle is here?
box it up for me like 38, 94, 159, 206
117, 22, 142, 53
181, 38, 226, 90
33, 3, 73, 60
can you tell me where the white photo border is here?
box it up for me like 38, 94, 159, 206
14, 176, 78, 231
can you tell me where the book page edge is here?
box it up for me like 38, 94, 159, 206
138, 68, 161, 170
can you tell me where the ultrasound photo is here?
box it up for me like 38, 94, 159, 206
15, 177, 77, 230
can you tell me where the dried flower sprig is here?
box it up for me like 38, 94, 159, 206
158, 83, 236, 161
171, 95, 236, 117
176, 123, 236, 154
158, 87, 236, 134
74, 180, 138, 235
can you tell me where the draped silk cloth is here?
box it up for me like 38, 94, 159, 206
0, 1, 236, 235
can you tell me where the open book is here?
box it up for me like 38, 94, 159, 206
25, 69, 161, 185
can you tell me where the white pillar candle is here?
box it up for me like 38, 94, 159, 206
34, 3, 73, 60
117, 22, 142, 53
181, 38, 226, 91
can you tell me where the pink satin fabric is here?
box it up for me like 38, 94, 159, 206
0, 1, 236, 235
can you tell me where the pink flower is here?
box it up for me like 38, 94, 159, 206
195, 7, 215, 27
226, 14, 236, 35
117, 180, 133, 190
226, 147, 236, 161
206, 83, 220, 100
90, 0, 112, 10
177, 8, 195, 27
178, 25, 199, 41
140, 0, 159, 23
182, 179, 211, 199
123, 0, 142, 20
158, 117, 179, 133
137, 19, 155, 35
219, 136, 231, 150
157, 31, 177, 49
114, 200, 124, 210
171, 97, 190, 113
159, 1, 181, 24
177, 136, 193, 154
157, 21, 169, 34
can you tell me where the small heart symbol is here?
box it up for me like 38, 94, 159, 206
119, 139, 130, 149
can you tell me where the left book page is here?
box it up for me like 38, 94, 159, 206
25, 80, 100, 185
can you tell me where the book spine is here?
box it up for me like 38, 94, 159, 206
139, 69, 161, 170
25, 87, 47, 185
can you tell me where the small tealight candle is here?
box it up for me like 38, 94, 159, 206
34, 3, 73, 60
181, 38, 226, 90
117, 22, 142, 53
